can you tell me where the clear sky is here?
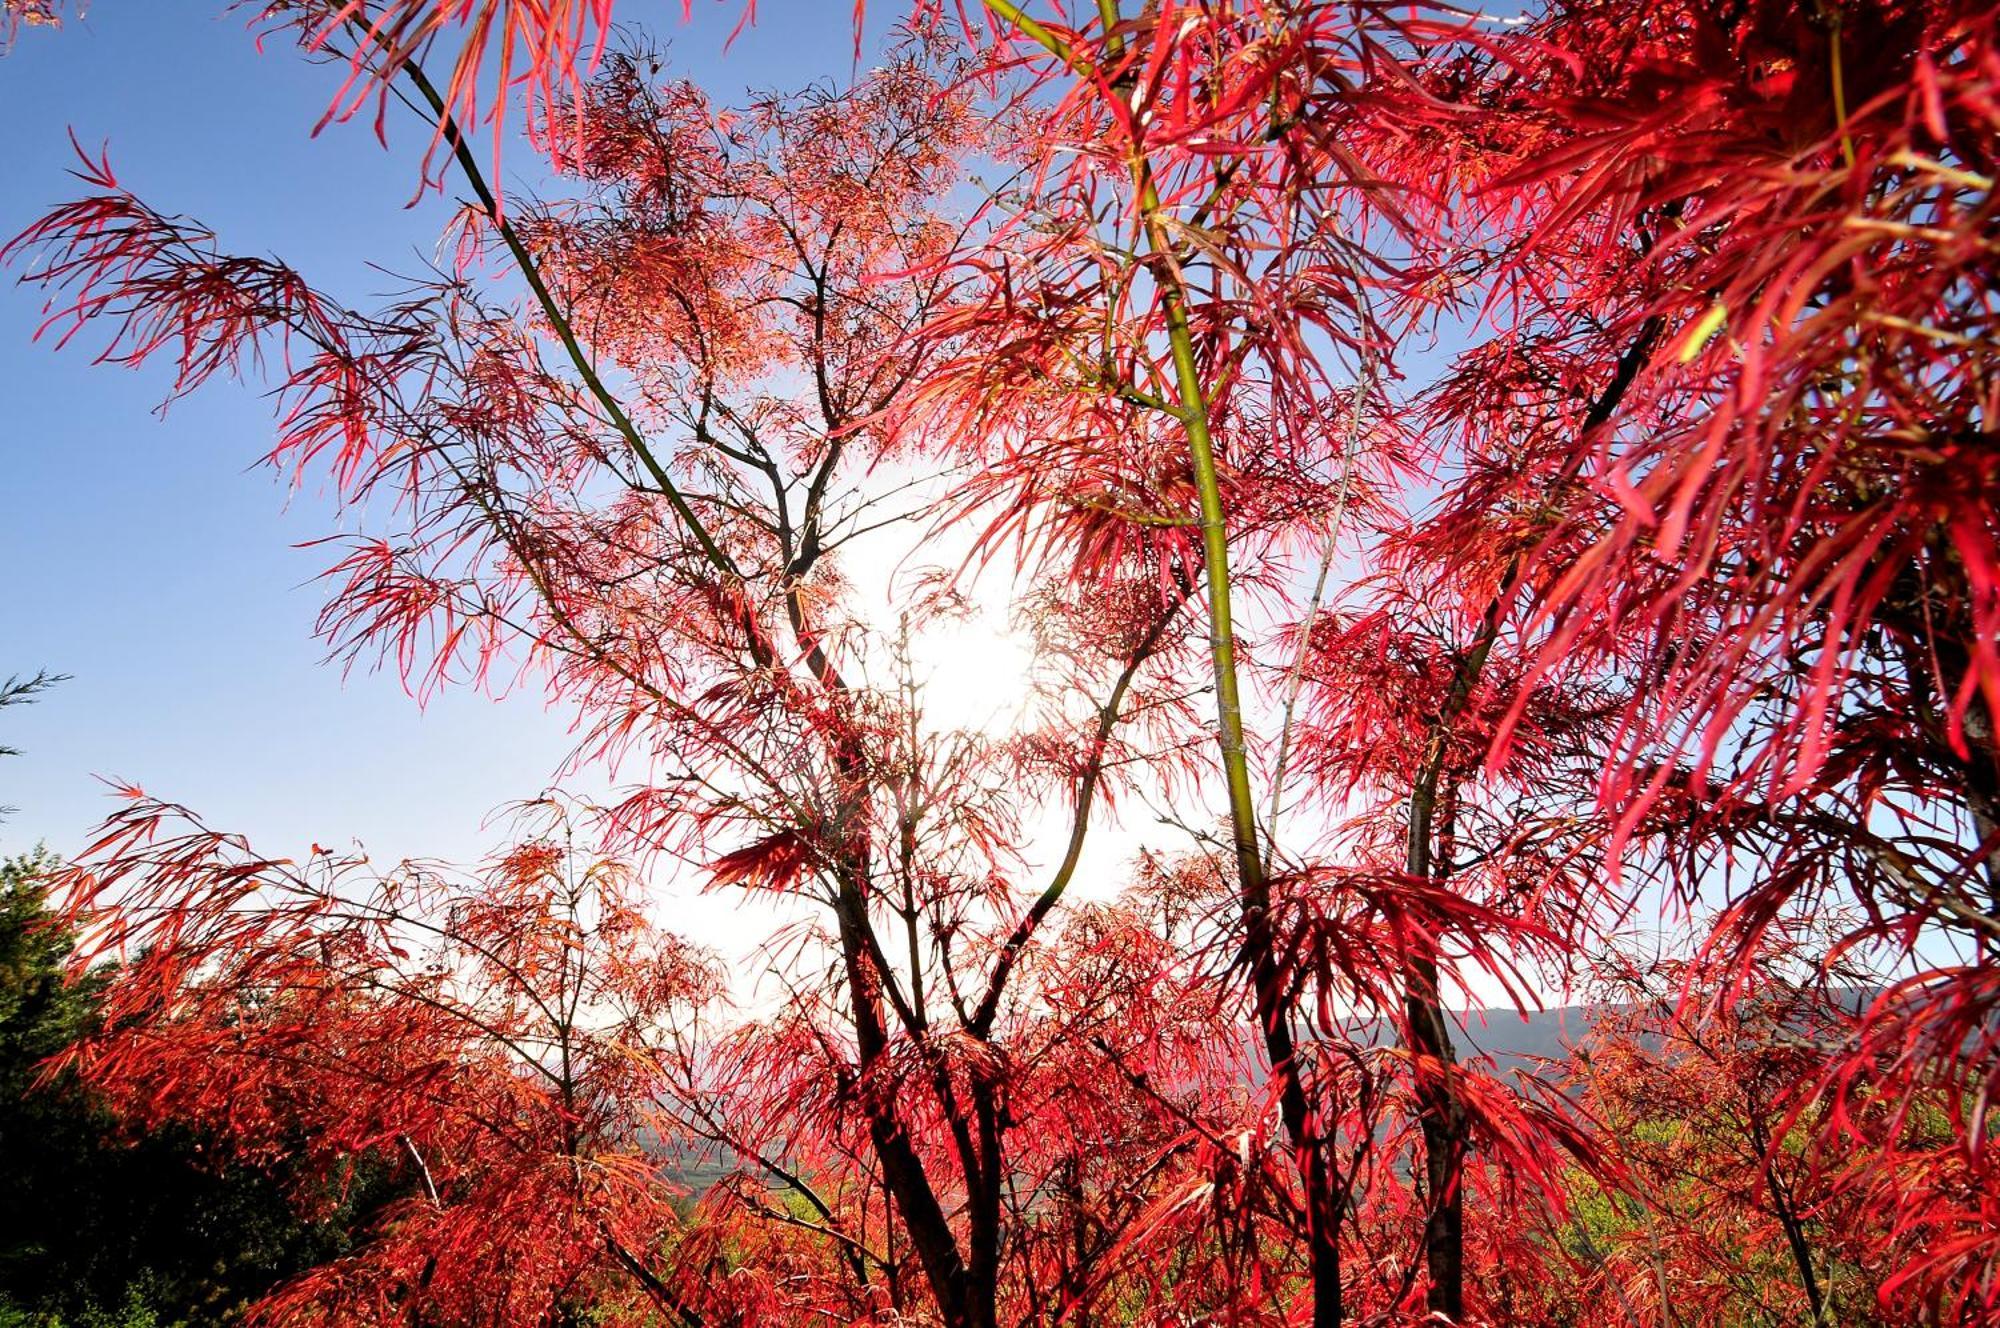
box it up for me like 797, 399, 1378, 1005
0, 1, 903, 872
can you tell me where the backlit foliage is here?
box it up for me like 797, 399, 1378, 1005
7, 0, 1999, 1324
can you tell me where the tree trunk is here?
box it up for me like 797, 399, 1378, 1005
1244, 890, 1345, 1328
1405, 777, 1468, 1320
1405, 953, 1467, 1320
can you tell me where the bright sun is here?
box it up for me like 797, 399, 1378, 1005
903, 603, 1039, 736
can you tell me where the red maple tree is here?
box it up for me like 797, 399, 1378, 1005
9, 0, 2000, 1323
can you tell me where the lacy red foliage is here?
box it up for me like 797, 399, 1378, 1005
9, 0, 2000, 1324
1394, 1, 2000, 1311
49, 796, 725, 1324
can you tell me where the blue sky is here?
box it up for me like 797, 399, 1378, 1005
0, 1, 893, 868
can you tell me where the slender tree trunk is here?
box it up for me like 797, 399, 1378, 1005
1245, 900, 1347, 1328
1389, 316, 1665, 1317
1770, 1180, 1833, 1328
833, 870, 995, 1328
1405, 778, 1468, 1319
1749, 1113, 1835, 1328
976, 7, 1355, 1319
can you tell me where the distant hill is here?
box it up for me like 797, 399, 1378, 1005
1228, 1004, 1604, 1088
1450, 1003, 1599, 1069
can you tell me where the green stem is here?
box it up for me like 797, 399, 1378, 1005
1161, 279, 1266, 889
983, 5, 1340, 1324
984, 0, 1264, 889
1827, 10, 1858, 171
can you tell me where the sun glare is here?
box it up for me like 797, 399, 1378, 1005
903, 604, 1038, 736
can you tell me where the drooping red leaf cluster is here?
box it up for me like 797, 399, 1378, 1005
9, 0, 2000, 1323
